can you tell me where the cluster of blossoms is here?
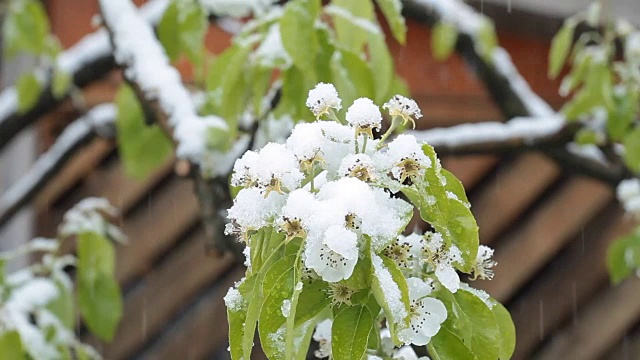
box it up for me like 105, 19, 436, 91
224, 83, 497, 357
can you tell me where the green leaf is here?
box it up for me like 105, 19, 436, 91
179, 2, 207, 65
402, 145, 479, 270
115, 85, 173, 179
435, 288, 501, 360
329, 0, 375, 53
157, 0, 181, 61
574, 128, 601, 145
16, 73, 42, 113
370, 253, 410, 344
77, 232, 123, 341
0, 331, 24, 360
294, 280, 331, 327
228, 275, 257, 360
429, 327, 476, 360
607, 230, 640, 284
368, 32, 394, 103
331, 305, 374, 360
51, 67, 72, 99
432, 21, 458, 61
608, 89, 639, 141
548, 20, 576, 78
3, 0, 50, 57
258, 255, 297, 359
330, 49, 375, 115
376, 0, 406, 44
206, 126, 231, 152
280, 2, 317, 75
623, 127, 640, 173
47, 281, 75, 330
491, 301, 516, 360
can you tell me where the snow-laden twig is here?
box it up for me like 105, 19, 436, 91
0, 104, 116, 229
0, 0, 169, 153
98, 0, 227, 165
410, 116, 570, 154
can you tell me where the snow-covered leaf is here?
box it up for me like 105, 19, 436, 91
370, 253, 410, 345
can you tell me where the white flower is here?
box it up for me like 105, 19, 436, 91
230, 143, 304, 196
338, 153, 377, 182
346, 97, 382, 138
286, 122, 326, 168
316, 178, 413, 251
424, 232, 462, 293
305, 225, 359, 282
383, 95, 422, 128
313, 319, 333, 358
277, 189, 318, 241
626, 32, 640, 63
306, 83, 342, 119
226, 188, 285, 240
376, 134, 430, 188
399, 278, 447, 346
471, 245, 497, 280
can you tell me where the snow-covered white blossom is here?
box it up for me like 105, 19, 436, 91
338, 153, 377, 182
399, 277, 447, 346
376, 134, 431, 189
424, 232, 462, 293
58, 197, 125, 242
277, 189, 317, 241
306, 83, 342, 119
226, 187, 285, 239
346, 97, 382, 138
383, 94, 423, 128
231, 143, 304, 195
471, 245, 497, 280
313, 319, 333, 358
305, 225, 359, 282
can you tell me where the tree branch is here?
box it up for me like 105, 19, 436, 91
403, 0, 629, 186
0, 104, 116, 229
0, 0, 169, 153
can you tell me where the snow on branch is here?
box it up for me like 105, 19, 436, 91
98, 0, 227, 165
0, 0, 169, 154
0, 104, 116, 229
410, 116, 570, 155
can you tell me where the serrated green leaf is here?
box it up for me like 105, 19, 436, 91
16, 73, 42, 113
0, 330, 24, 359
376, 0, 406, 44
402, 145, 478, 270
52, 67, 72, 99
432, 21, 458, 61
280, 2, 317, 75
623, 127, 640, 173
549, 20, 575, 78
77, 232, 123, 341
491, 301, 516, 360
115, 85, 173, 179
332, 305, 374, 360
157, 0, 181, 61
